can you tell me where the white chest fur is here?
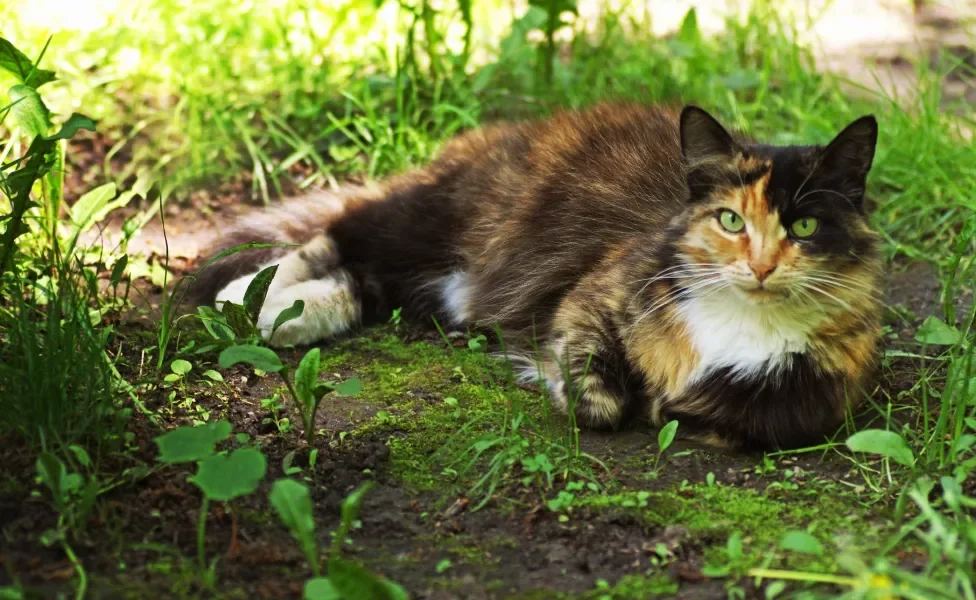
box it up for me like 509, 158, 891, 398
679, 288, 826, 382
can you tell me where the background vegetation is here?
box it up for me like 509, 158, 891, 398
1, 0, 974, 598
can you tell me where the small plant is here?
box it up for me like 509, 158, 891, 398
219, 345, 362, 444
34, 452, 98, 599
269, 479, 407, 599
154, 421, 267, 577
389, 307, 403, 330
646, 420, 680, 478
261, 392, 293, 434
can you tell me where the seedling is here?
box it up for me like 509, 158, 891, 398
648, 420, 679, 476
34, 452, 98, 600
269, 480, 407, 599
154, 421, 267, 575
219, 345, 361, 444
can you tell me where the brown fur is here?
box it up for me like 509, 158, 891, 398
194, 102, 883, 450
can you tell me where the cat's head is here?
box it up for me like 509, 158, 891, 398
671, 105, 880, 307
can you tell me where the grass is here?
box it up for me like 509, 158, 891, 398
1, 0, 975, 597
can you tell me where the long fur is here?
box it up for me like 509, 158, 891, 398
193, 102, 883, 450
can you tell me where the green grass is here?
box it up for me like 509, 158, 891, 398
2, 0, 976, 597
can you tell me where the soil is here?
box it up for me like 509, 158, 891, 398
3, 3, 973, 597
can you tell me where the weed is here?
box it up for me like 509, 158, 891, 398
219, 344, 362, 445
153, 420, 267, 578
0, 36, 124, 454
269, 479, 407, 599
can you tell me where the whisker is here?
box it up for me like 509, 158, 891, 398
629, 276, 727, 334
788, 274, 876, 297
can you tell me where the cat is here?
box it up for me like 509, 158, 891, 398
192, 103, 882, 450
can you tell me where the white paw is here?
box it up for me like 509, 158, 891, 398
254, 277, 360, 347
214, 273, 257, 310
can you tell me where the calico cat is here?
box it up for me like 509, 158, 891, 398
193, 103, 882, 450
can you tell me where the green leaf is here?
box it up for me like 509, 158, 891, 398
779, 530, 823, 556
45, 113, 96, 140
68, 445, 92, 469
154, 421, 232, 464
8, 84, 52, 138
0, 38, 56, 88
109, 255, 128, 287
313, 383, 335, 400
273, 300, 305, 334
332, 482, 374, 560
334, 377, 362, 397
191, 448, 267, 502
68, 183, 133, 235
197, 306, 235, 341
329, 558, 408, 600
203, 369, 224, 382
244, 265, 279, 324
0, 136, 53, 276
915, 316, 962, 346
219, 345, 284, 373
845, 429, 916, 468
467, 334, 487, 351
678, 7, 700, 44
270, 479, 318, 565
296, 348, 322, 407
304, 578, 341, 600
657, 420, 679, 453
36, 452, 67, 504
171, 359, 192, 376
435, 559, 453, 574
222, 301, 255, 338
527, 0, 577, 16
726, 531, 743, 560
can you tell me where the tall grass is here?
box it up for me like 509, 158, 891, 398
0, 37, 126, 455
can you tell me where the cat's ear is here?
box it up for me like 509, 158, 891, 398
816, 115, 878, 209
679, 106, 741, 166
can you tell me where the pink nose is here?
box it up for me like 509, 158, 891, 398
750, 263, 776, 282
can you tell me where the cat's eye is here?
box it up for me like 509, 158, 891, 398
790, 217, 819, 238
718, 210, 745, 233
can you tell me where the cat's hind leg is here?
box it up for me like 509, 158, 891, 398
213, 235, 359, 347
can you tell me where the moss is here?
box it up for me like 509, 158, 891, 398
582, 573, 680, 598
333, 328, 554, 492
575, 481, 889, 577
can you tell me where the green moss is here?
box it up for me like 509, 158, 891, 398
582, 574, 679, 598
333, 329, 555, 492
575, 482, 888, 577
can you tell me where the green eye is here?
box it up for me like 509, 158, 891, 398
790, 217, 819, 238
718, 210, 745, 233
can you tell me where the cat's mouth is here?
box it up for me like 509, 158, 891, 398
739, 286, 787, 303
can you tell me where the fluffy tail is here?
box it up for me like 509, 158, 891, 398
188, 189, 356, 305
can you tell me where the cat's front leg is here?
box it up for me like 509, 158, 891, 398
542, 304, 639, 430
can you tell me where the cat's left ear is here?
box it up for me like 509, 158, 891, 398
680, 105, 742, 166
817, 115, 878, 209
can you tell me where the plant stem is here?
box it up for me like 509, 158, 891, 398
198, 496, 210, 572
278, 368, 314, 444
62, 540, 87, 600
747, 568, 857, 587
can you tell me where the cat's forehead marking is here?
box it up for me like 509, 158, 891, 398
736, 167, 774, 222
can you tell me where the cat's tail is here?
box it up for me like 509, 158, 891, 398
187, 188, 362, 306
